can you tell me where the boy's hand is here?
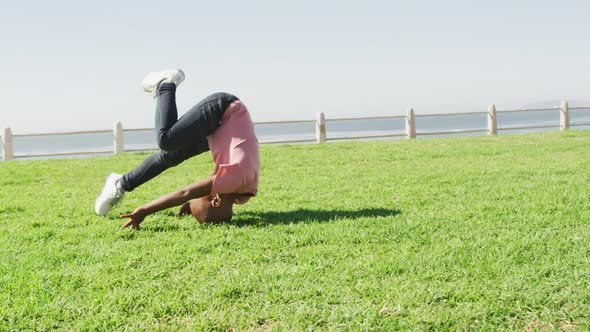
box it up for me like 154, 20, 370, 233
178, 202, 192, 217
120, 208, 147, 230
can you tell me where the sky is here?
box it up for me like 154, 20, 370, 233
0, 0, 589, 134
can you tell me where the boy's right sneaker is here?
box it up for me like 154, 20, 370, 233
141, 68, 185, 97
95, 173, 125, 216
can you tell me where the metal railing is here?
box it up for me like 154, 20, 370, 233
1, 101, 589, 161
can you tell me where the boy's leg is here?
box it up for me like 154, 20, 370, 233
119, 139, 209, 192
95, 140, 207, 216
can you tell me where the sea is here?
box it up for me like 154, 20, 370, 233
3, 109, 590, 160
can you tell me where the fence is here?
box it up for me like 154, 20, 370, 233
2, 101, 589, 161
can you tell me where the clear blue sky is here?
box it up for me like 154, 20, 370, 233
1, 0, 588, 133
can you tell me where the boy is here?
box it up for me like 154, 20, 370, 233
95, 69, 260, 230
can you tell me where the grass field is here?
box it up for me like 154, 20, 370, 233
0, 131, 589, 330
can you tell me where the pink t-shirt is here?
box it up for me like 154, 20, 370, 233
208, 100, 260, 204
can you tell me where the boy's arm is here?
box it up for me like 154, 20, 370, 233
120, 176, 214, 230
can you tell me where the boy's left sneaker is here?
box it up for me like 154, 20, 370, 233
141, 68, 185, 97
95, 173, 125, 216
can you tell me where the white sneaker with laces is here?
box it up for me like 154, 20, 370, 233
141, 68, 185, 97
95, 173, 125, 216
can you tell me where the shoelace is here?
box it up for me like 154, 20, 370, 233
104, 181, 125, 209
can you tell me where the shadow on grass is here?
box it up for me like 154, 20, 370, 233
116, 208, 401, 232
233, 208, 401, 227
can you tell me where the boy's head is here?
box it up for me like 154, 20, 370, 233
189, 194, 234, 224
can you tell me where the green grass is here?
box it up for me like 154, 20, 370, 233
1, 131, 589, 331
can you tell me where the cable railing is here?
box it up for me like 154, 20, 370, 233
1, 102, 589, 161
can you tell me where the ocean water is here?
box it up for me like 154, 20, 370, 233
3, 109, 590, 160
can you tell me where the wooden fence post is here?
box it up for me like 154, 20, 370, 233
487, 104, 497, 135
114, 121, 124, 155
560, 101, 569, 131
2, 128, 14, 161
406, 109, 416, 139
316, 112, 326, 143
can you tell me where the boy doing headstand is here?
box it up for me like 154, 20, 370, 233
95, 69, 260, 229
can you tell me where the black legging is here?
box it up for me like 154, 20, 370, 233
119, 83, 238, 191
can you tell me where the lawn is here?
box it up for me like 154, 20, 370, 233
0, 131, 589, 331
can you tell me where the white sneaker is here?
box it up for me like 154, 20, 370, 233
95, 173, 125, 216
141, 68, 185, 97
